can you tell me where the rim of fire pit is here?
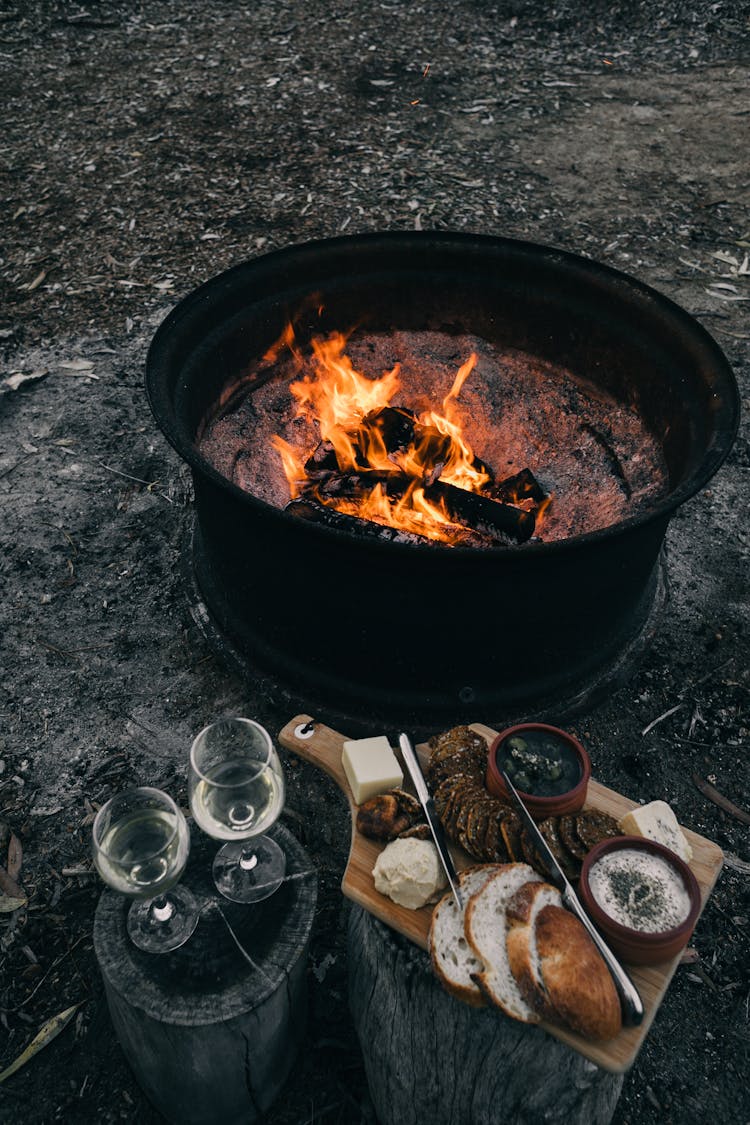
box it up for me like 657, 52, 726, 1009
146, 230, 740, 559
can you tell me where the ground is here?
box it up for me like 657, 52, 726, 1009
0, 2, 748, 1123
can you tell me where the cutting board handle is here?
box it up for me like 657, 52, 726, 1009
278, 714, 357, 809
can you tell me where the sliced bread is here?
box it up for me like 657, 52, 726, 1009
464, 863, 542, 1022
429, 864, 504, 1007
505, 881, 563, 1021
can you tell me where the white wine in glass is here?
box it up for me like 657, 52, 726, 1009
93, 787, 199, 952
189, 718, 286, 903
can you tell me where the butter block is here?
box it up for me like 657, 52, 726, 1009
342, 735, 403, 805
619, 799, 693, 862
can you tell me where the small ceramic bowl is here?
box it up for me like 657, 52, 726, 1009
486, 722, 590, 819
579, 836, 702, 965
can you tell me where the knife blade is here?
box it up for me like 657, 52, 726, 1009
500, 768, 644, 1027
399, 732, 463, 912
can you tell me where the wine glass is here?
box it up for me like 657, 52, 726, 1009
93, 786, 199, 953
188, 718, 286, 903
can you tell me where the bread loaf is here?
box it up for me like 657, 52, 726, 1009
534, 904, 622, 1040
429, 865, 503, 1007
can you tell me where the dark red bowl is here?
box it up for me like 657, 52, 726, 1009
579, 836, 702, 965
486, 722, 590, 819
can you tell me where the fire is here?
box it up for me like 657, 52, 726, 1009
269, 325, 545, 545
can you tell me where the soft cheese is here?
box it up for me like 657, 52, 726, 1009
372, 837, 446, 908
342, 735, 403, 805
618, 799, 693, 862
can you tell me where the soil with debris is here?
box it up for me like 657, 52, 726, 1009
1, 2, 748, 1123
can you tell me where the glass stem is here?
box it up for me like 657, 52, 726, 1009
150, 894, 174, 923
239, 847, 259, 872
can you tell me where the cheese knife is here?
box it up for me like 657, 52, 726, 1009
500, 768, 644, 1027
399, 732, 464, 912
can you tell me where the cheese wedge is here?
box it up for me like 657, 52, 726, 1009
618, 800, 693, 862
342, 736, 403, 804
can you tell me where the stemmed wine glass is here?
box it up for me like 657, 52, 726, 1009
93, 786, 199, 953
188, 718, 286, 903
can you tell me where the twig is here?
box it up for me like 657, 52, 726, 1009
641, 657, 736, 736
0, 935, 89, 1014
641, 703, 683, 736
723, 852, 750, 876
95, 459, 174, 503
692, 774, 750, 826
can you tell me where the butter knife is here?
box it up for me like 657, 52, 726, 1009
399, 732, 463, 912
500, 769, 644, 1027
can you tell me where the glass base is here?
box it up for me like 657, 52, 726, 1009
212, 835, 286, 903
127, 885, 199, 953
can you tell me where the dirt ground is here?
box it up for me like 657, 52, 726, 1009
0, 2, 748, 1123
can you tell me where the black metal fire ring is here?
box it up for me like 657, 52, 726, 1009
181, 521, 668, 738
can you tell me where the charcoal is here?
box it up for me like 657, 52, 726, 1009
488, 468, 547, 505
359, 406, 417, 453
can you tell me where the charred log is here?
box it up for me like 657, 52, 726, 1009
424, 480, 536, 543
286, 497, 496, 549
286, 498, 437, 546
489, 468, 547, 505
360, 406, 417, 452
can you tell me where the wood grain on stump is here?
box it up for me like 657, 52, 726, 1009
94, 822, 316, 1125
348, 905, 624, 1125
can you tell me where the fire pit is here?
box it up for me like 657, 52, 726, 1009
145, 233, 738, 729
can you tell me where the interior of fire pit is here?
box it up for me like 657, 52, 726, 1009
198, 326, 669, 545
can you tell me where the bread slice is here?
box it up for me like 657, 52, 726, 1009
505, 881, 563, 1021
465, 864, 542, 1022
534, 904, 622, 1041
429, 865, 504, 1007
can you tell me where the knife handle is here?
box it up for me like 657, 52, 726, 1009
563, 891, 644, 1027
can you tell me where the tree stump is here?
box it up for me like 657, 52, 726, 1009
347, 906, 624, 1125
94, 823, 316, 1125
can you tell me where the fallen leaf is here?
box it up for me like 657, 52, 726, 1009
0, 896, 27, 914
0, 864, 24, 899
7, 834, 22, 881
0, 1004, 81, 1084
59, 359, 94, 371
2, 370, 48, 392
18, 269, 47, 292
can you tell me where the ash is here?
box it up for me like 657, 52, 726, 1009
200, 330, 668, 542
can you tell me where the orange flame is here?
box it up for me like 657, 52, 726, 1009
269, 325, 543, 543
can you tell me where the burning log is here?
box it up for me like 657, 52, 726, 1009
286, 498, 437, 546
488, 468, 547, 505
299, 471, 534, 545
424, 480, 536, 544
362, 406, 417, 452
286, 498, 495, 549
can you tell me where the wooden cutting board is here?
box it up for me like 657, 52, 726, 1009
279, 714, 724, 1073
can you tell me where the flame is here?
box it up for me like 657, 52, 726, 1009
269, 325, 546, 544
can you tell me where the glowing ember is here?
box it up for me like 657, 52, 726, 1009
269, 327, 542, 545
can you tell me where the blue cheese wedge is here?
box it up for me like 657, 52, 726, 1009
342, 735, 404, 805
618, 800, 693, 862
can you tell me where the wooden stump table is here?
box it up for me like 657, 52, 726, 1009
94, 823, 316, 1125
348, 906, 624, 1125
